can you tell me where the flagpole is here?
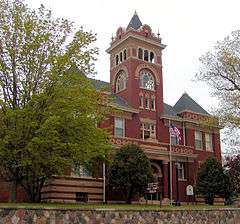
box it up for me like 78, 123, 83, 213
169, 119, 173, 206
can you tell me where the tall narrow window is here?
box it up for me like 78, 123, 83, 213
150, 51, 154, 63
144, 49, 149, 61
145, 97, 150, 109
151, 98, 156, 110
123, 49, 127, 60
116, 55, 119, 65
138, 48, 143, 60
177, 162, 185, 180
114, 117, 124, 137
195, 130, 202, 149
205, 133, 213, 151
139, 95, 144, 108
120, 52, 123, 62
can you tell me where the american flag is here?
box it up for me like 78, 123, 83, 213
169, 124, 181, 142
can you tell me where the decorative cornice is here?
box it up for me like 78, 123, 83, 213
106, 32, 166, 53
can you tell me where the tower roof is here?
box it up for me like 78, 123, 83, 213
127, 11, 142, 30
173, 93, 209, 115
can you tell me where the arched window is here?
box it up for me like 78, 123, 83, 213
120, 52, 123, 62
116, 71, 127, 92
138, 48, 143, 60
116, 55, 119, 65
150, 51, 154, 63
144, 50, 149, 61
139, 70, 155, 90
123, 49, 127, 60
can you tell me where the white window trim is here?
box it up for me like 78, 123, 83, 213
141, 123, 156, 140
139, 70, 155, 91
115, 48, 127, 66
195, 130, 203, 150
137, 47, 155, 64
145, 97, 150, 109
114, 117, 125, 138
151, 97, 156, 111
177, 162, 185, 180
205, 133, 213, 152
115, 71, 127, 93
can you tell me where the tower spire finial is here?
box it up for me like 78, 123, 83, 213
134, 10, 137, 15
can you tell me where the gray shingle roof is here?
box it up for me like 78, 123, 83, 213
90, 78, 136, 112
173, 93, 209, 115
109, 93, 135, 111
127, 12, 142, 30
163, 103, 179, 117
89, 78, 109, 91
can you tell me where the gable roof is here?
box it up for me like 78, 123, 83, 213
127, 11, 143, 30
173, 93, 209, 115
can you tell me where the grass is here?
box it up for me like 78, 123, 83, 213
0, 203, 234, 210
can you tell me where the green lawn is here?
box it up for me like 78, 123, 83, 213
0, 203, 234, 210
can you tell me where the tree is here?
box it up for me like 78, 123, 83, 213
196, 157, 231, 205
224, 154, 240, 197
108, 144, 153, 204
196, 30, 240, 128
0, 0, 110, 202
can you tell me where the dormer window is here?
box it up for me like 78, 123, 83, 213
116, 71, 127, 92
139, 70, 155, 91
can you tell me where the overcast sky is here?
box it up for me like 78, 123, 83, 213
26, 0, 240, 111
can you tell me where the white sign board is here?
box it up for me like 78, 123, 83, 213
147, 183, 158, 193
186, 185, 194, 196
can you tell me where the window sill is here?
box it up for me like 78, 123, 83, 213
178, 178, 187, 181
114, 135, 125, 138
206, 149, 214, 152
139, 87, 155, 92
195, 148, 203, 151
115, 88, 126, 94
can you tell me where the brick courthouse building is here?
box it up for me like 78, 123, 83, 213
0, 13, 222, 203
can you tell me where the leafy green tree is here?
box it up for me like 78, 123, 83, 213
196, 30, 240, 129
0, 0, 110, 202
108, 144, 153, 204
196, 157, 231, 205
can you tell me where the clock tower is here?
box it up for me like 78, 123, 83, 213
106, 12, 166, 140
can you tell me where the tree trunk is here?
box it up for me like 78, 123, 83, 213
206, 193, 214, 205
9, 180, 17, 202
126, 187, 133, 204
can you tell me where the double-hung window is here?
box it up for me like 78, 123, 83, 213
195, 130, 202, 150
205, 133, 213, 151
114, 117, 124, 137
141, 123, 156, 140
177, 162, 185, 180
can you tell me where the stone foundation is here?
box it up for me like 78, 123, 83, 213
0, 208, 240, 223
